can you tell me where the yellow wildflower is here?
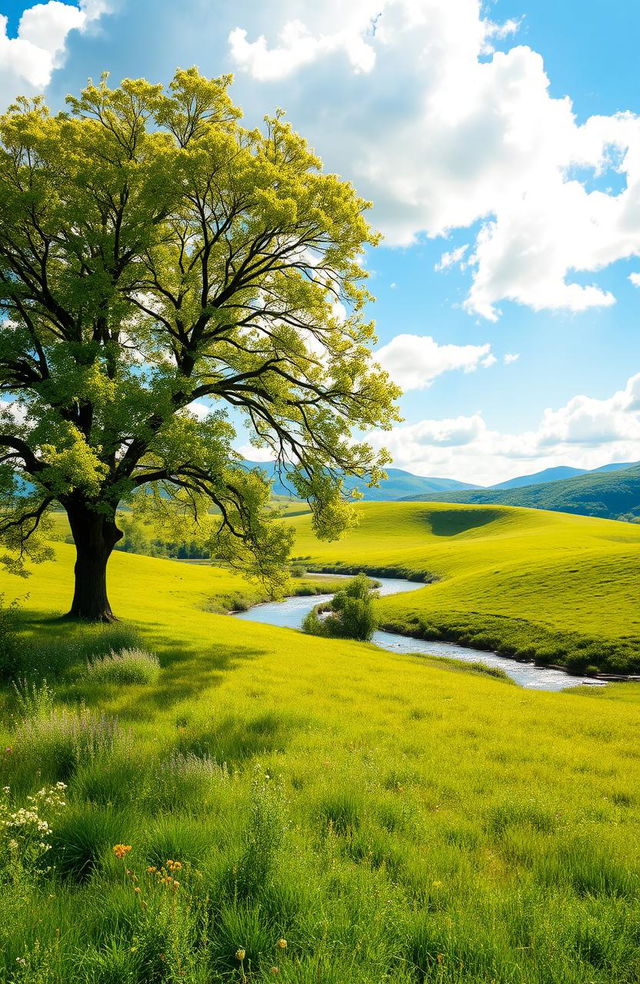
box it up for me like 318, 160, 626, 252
235, 948, 246, 961
277, 938, 287, 950
113, 844, 132, 859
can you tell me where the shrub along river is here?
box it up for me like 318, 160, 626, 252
233, 575, 605, 692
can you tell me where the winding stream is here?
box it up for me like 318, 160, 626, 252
233, 574, 605, 692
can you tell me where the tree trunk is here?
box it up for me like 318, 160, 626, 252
64, 500, 123, 621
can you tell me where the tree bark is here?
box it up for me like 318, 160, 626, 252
63, 500, 123, 621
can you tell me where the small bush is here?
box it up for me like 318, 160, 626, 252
303, 573, 378, 642
84, 648, 160, 685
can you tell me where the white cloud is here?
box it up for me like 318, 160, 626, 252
435, 244, 469, 272
375, 333, 495, 390
629, 273, 640, 287
229, 0, 640, 319
367, 372, 640, 484
228, 14, 376, 82
186, 400, 212, 421
0, 1, 110, 108
236, 444, 274, 463
504, 353, 520, 364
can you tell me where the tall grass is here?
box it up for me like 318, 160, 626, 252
6, 707, 120, 792
84, 648, 160, 685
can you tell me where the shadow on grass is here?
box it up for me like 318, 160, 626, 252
429, 508, 499, 537
125, 641, 267, 714
5, 610, 268, 720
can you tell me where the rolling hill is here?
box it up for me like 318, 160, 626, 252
401, 461, 640, 521
290, 500, 640, 673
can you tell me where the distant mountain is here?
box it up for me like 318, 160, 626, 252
491, 461, 638, 490
242, 462, 478, 501
591, 461, 638, 474
401, 462, 640, 522
491, 466, 587, 490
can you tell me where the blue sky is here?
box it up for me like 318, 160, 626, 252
2, 0, 640, 483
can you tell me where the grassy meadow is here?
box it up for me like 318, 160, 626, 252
290, 501, 640, 674
0, 506, 639, 982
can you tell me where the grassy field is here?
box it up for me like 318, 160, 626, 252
289, 501, 640, 674
0, 511, 639, 982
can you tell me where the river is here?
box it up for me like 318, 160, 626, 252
233, 574, 605, 692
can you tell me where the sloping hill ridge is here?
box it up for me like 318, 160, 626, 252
401, 462, 640, 520
490, 460, 636, 490
244, 461, 478, 499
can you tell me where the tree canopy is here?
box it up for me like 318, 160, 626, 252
0, 68, 400, 619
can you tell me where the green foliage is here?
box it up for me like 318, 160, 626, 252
303, 572, 379, 641
11, 677, 55, 718
84, 648, 160, 685
7, 707, 119, 792
0, 620, 142, 682
115, 514, 210, 559
0, 69, 399, 618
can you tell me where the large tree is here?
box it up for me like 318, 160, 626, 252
0, 69, 399, 621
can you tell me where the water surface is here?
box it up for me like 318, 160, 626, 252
233, 575, 604, 692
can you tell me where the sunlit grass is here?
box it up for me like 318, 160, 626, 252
0, 505, 639, 981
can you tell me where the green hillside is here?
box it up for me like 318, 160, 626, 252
402, 462, 640, 521
0, 523, 639, 983
289, 501, 640, 673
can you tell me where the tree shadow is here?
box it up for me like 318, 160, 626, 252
126, 641, 267, 713
429, 508, 499, 537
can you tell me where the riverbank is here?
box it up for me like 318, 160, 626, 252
233, 573, 601, 691
294, 562, 640, 684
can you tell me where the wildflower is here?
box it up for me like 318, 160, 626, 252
134, 886, 141, 894
172, 880, 180, 889
271, 967, 280, 975
147, 866, 157, 873
277, 938, 287, 950
235, 948, 246, 961
113, 844, 132, 859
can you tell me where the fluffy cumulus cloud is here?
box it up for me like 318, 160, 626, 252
229, 0, 640, 319
0, 1, 110, 108
375, 333, 495, 390
366, 373, 640, 485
